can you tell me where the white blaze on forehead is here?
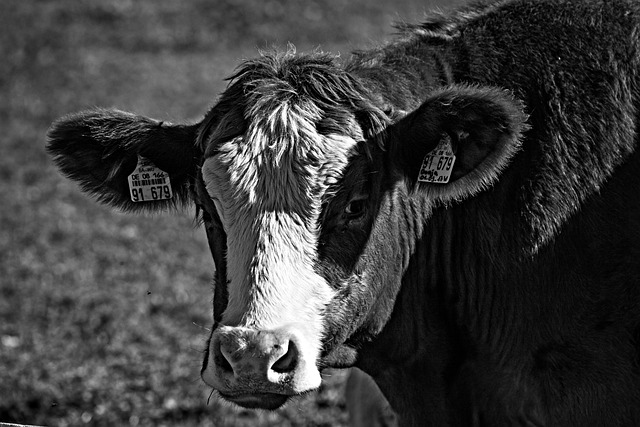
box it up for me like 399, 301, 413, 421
201, 100, 359, 341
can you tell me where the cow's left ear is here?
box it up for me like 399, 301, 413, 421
392, 84, 528, 202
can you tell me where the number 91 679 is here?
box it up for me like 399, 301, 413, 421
130, 185, 172, 202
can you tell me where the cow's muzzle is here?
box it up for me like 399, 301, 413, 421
201, 324, 322, 408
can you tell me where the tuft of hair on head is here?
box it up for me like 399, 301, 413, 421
222, 49, 391, 141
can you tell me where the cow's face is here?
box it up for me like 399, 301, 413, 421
46, 53, 527, 410
194, 55, 393, 407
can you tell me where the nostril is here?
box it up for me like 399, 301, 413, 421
214, 340, 233, 374
271, 340, 298, 373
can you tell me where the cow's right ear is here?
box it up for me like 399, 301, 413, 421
46, 109, 201, 212
391, 84, 528, 202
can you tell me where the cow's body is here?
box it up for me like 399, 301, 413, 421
47, 0, 640, 425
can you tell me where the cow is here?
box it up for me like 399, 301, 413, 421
46, 0, 640, 425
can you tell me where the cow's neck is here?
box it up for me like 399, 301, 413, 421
349, 39, 455, 115
361, 145, 640, 425
357, 172, 540, 425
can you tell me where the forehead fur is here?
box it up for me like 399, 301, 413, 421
199, 50, 392, 217
199, 50, 389, 156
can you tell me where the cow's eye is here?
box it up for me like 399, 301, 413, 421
344, 198, 367, 219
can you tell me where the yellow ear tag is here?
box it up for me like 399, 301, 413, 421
417, 137, 456, 184
127, 156, 174, 202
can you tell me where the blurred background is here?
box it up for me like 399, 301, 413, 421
1, 0, 467, 425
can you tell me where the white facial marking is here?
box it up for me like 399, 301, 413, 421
201, 101, 359, 354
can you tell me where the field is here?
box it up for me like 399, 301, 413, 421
1, 0, 464, 425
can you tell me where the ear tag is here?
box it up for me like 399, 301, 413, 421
127, 156, 174, 202
417, 136, 457, 184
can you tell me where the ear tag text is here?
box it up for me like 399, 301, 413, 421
127, 156, 173, 202
417, 136, 457, 184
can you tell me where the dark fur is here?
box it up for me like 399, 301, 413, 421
338, 0, 640, 425
47, 0, 640, 425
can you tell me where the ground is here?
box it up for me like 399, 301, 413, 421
0, 0, 464, 425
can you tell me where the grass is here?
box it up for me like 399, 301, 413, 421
0, 0, 466, 425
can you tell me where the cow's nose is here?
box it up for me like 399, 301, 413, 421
214, 327, 300, 382
202, 324, 323, 404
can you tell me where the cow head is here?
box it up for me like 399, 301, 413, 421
47, 52, 526, 409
